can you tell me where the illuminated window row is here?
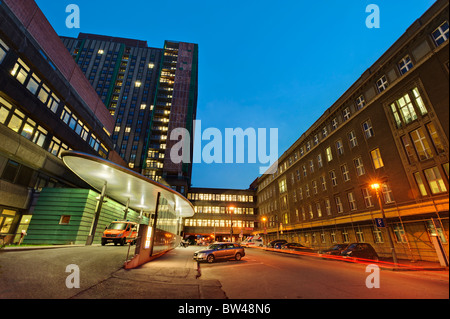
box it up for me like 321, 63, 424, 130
194, 206, 254, 215
0, 96, 70, 158
188, 193, 254, 203
185, 219, 255, 228
11, 59, 60, 113
7, 56, 109, 157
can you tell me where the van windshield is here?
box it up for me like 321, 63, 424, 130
107, 222, 127, 230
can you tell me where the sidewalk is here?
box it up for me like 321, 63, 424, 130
70, 245, 227, 299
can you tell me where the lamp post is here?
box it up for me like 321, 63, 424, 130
371, 183, 398, 265
229, 206, 235, 242
261, 216, 267, 246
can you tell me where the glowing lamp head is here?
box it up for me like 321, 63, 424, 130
371, 183, 380, 190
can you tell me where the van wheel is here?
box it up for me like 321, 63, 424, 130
120, 238, 125, 246
207, 255, 215, 263
235, 253, 242, 261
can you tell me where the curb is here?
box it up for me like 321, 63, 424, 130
0, 244, 93, 252
249, 246, 448, 271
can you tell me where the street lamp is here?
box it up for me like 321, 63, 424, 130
371, 183, 398, 265
229, 206, 235, 242
261, 216, 267, 246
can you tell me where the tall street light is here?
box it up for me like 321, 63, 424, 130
371, 183, 398, 265
261, 216, 267, 246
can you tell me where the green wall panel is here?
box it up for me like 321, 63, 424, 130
24, 188, 149, 245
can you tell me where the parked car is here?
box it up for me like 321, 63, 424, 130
267, 239, 287, 248
341, 243, 379, 261
318, 244, 348, 255
193, 242, 245, 263
281, 242, 314, 252
101, 221, 138, 246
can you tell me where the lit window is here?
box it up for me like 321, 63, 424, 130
32, 126, 48, 147
424, 167, 447, 194
0, 97, 12, 124
432, 21, 449, 47
410, 128, 433, 161
326, 147, 333, 162
413, 172, 428, 196
397, 93, 417, 124
26, 74, 41, 94
11, 59, 30, 84
8, 109, 24, 132
370, 148, 384, 169
135, 81, 142, 87
412, 88, 428, 115
98, 49, 104, 55
398, 55, 413, 75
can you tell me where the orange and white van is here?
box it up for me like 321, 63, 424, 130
101, 221, 138, 246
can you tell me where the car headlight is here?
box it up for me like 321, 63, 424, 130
116, 233, 123, 238
196, 253, 206, 258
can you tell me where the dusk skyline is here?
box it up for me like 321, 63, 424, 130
36, 0, 437, 189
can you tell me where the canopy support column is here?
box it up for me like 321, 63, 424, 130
149, 192, 161, 256
86, 182, 107, 245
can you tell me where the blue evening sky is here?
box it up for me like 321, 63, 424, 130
35, 0, 436, 190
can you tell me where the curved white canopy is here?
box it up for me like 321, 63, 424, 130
61, 151, 194, 218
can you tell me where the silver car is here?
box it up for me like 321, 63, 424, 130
193, 242, 245, 263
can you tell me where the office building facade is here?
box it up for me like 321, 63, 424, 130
185, 187, 257, 243
255, 0, 449, 263
61, 35, 198, 195
0, 0, 123, 244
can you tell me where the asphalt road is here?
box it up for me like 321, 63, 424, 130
1, 245, 448, 300
0, 245, 134, 299
199, 248, 449, 299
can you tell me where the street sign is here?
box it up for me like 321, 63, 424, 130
375, 218, 386, 228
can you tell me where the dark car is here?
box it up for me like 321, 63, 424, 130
341, 243, 379, 261
281, 242, 314, 252
193, 242, 245, 263
267, 239, 287, 249
319, 244, 348, 255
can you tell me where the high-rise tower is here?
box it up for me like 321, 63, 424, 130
61, 35, 198, 195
